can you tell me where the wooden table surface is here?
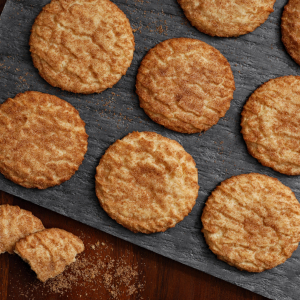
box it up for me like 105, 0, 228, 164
0, 1, 269, 299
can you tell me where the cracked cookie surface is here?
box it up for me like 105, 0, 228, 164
30, 0, 135, 94
241, 76, 300, 175
178, 0, 275, 37
95, 131, 199, 233
0, 91, 88, 189
0, 205, 44, 254
15, 228, 84, 282
136, 38, 235, 134
202, 173, 300, 272
282, 0, 300, 66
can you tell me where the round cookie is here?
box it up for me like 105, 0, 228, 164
177, 0, 276, 37
95, 131, 199, 233
0, 204, 45, 254
282, 0, 300, 66
30, 0, 135, 94
0, 91, 88, 189
202, 173, 300, 272
241, 76, 300, 175
136, 38, 235, 134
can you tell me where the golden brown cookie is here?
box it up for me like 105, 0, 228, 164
136, 38, 235, 134
241, 76, 300, 175
30, 0, 135, 94
95, 131, 199, 233
0, 205, 44, 254
177, 0, 276, 37
282, 0, 300, 66
14, 228, 84, 282
0, 91, 88, 189
202, 173, 300, 272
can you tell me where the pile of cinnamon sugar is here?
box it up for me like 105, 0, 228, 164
43, 241, 145, 299
14, 240, 145, 299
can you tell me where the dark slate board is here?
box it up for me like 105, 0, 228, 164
0, 0, 299, 299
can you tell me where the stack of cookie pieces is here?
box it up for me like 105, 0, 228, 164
0, 204, 84, 282
2, 0, 300, 275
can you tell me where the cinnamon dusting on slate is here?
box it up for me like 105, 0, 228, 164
130, 6, 169, 36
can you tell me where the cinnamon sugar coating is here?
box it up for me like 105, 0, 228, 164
241, 76, 300, 175
136, 38, 235, 133
15, 228, 84, 282
202, 173, 300, 272
0, 91, 88, 189
0, 205, 44, 254
178, 0, 275, 37
95, 131, 199, 233
30, 0, 135, 94
282, 0, 300, 66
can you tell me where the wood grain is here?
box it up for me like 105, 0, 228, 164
0, 192, 12, 300
0, 0, 268, 299
0, 0, 4, 14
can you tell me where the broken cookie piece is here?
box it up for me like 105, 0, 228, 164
14, 228, 84, 282
0, 204, 44, 254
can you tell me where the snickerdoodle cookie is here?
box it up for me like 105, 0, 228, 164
282, 0, 300, 66
0, 91, 88, 189
202, 173, 300, 272
136, 38, 235, 133
0, 204, 44, 254
241, 76, 300, 175
178, 0, 276, 37
15, 228, 84, 282
30, 0, 135, 94
95, 131, 199, 233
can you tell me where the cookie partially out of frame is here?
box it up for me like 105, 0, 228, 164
282, 0, 300, 66
177, 0, 276, 37
14, 228, 84, 282
0, 91, 88, 189
136, 38, 235, 134
0, 205, 44, 254
241, 76, 300, 175
30, 0, 135, 94
202, 173, 300, 272
95, 131, 199, 233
